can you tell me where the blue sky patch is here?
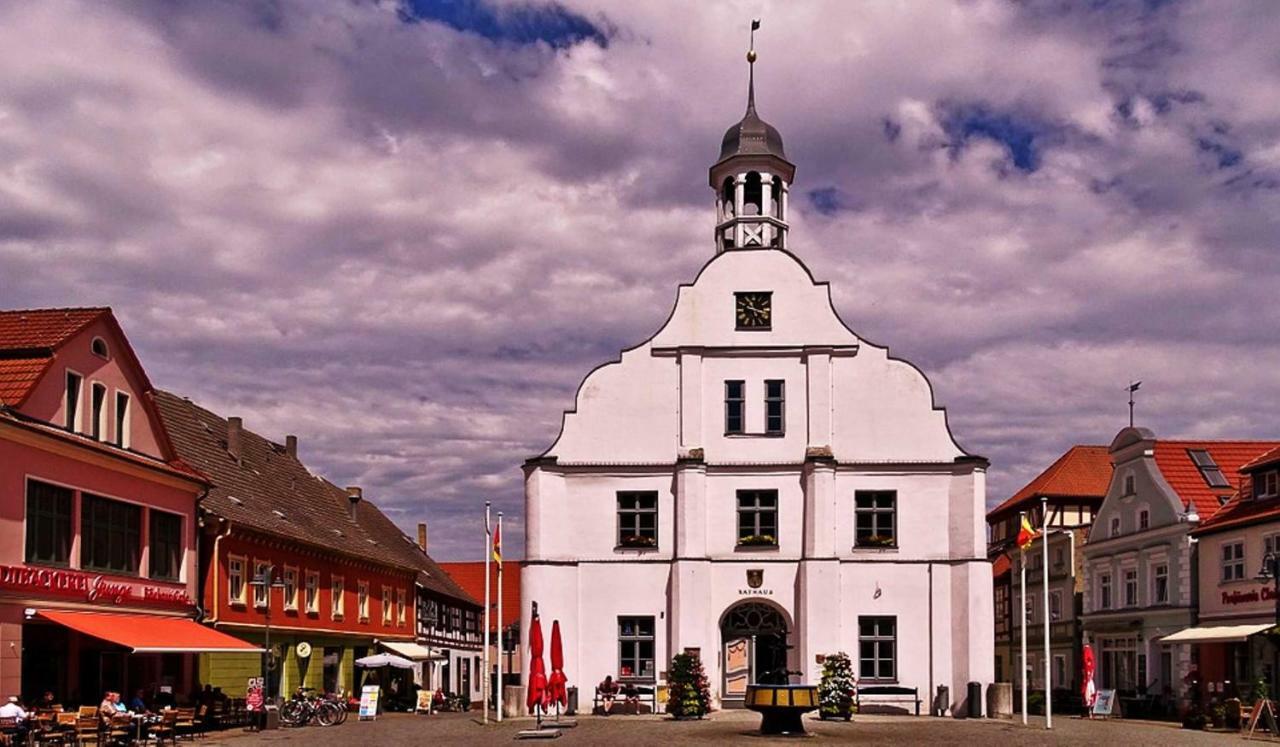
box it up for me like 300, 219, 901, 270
808, 187, 844, 216
940, 103, 1047, 172
399, 0, 609, 49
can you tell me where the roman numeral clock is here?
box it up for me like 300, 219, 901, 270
736, 291, 772, 330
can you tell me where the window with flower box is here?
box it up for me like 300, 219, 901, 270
855, 491, 897, 548
736, 490, 777, 547
617, 491, 658, 549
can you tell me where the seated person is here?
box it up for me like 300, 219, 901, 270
37, 692, 56, 710
597, 676, 619, 715
0, 696, 30, 743
98, 692, 117, 726
432, 688, 445, 711
128, 689, 150, 714
620, 682, 641, 712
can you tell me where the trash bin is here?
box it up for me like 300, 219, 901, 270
967, 682, 982, 718
933, 685, 949, 716
567, 686, 578, 716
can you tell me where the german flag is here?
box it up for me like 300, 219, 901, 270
1016, 514, 1039, 551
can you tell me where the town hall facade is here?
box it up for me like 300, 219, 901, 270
521, 54, 994, 713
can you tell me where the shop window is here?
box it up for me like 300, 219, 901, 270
25, 480, 72, 566
282, 567, 298, 611
228, 556, 246, 605
1153, 564, 1169, 604
81, 493, 140, 575
1221, 541, 1246, 582
305, 571, 319, 613
858, 616, 897, 682
854, 491, 897, 548
332, 576, 345, 619
736, 490, 778, 546
725, 380, 745, 434
617, 491, 658, 548
617, 616, 655, 681
148, 510, 183, 581
764, 380, 785, 435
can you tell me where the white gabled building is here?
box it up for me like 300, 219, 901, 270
521, 52, 993, 714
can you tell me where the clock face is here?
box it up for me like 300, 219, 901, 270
735, 292, 772, 330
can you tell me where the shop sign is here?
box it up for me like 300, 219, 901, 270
0, 564, 191, 608
1222, 586, 1279, 606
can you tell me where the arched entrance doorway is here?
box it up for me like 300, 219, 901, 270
720, 601, 791, 706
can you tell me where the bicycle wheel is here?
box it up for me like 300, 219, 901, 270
279, 700, 305, 727
334, 699, 349, 724
315, 701, 340, 727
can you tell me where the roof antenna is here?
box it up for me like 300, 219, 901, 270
746, 19, 760, 113
1127, 380, 1141, 428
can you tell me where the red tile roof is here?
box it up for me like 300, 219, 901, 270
1153, 440, 1280, 521
987, 445, 1113, 520
0, 308, 108, 406
439, 561, 521, 631
1242, 446, 1280, 474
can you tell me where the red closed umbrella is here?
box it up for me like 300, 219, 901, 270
548, 620, 568, 711
526, 605, 548, 717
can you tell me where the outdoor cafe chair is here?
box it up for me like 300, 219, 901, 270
72, 717, 100, 747
150, 711, 177, 746
105, 714, 132, 746
0, 716, 18, 747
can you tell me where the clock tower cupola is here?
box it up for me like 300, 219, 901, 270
711, 20, 796, 253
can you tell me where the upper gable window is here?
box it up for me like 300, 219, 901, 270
1123, 475, 1135, 496
90, 337, 109, 359
1188, 449, 1231, 489
65, 371, 82, 432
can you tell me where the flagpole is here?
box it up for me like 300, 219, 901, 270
1020, 511, 1028, 726
484, 500, 491, 726
496, 511, 504, 723
1041, 497, 1052, 729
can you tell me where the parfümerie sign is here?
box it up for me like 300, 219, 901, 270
0, 564, 191, 608
1223, 586, 1279, 605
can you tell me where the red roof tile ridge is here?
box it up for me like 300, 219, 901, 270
987, 444, 1111, 518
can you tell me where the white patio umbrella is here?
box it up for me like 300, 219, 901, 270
355, 653, 415, 669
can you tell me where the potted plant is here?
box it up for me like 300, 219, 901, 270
665, 652, 712, 720
620, 534, 657, 549
737, 534, 777, 548
818, 652, 856, 720
859, 534, 895, 548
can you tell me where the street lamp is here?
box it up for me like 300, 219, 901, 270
1255, 552, 1280, 695
249, 565, 287, 703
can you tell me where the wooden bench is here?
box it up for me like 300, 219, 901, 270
856, 685, 921, 716
593, 684, 657, 715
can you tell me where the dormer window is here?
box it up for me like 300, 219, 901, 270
1257, 470, 1279, 500
1110, 516, 1121, 538
1188, 449, 1231, 489
90, 337, 109, 359
1123, 475, 1135, 495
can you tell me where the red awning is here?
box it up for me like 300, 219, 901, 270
36, 610, 263, 653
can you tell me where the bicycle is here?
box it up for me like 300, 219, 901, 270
280, 688, 346, 727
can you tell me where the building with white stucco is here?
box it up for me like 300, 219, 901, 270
520, 53, 994, 714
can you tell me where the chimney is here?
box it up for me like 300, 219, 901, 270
417, 522, 428, 552
285, 434, 297, 458
346, 486, 362, 521
226, 417, 243, 462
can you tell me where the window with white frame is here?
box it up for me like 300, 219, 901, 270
1110, 516, 1121, 537
1049, 590, 1063, 620
1257, 470, 1280, 499
65, 371, 82, 431
90, 382, 107, 441
114, 391, 131, 448
252, 560, 270, 608
282, 567, 298, 611
228, 555, 246, 606
397, 589, 407, 626
1124, 474, 1136, 495
1266, 535, 1280, 556
1153, 563, 1169, 604
1222, 541, 1246, 582
382, 585, 393, 625
1124, 568, 1138, 607
1138, 509, 1149, 531
1099, 572, 1113, 610
305, 571, 319, 613
358, 581, 370, 621
331, 576, 345, 618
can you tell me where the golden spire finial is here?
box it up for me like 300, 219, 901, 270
746, 19, 760, 111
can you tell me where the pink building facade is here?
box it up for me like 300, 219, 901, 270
0, 309, 210, 702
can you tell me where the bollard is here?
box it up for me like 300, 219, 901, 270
967, 682, 983, 718
987, 682, 1013, 719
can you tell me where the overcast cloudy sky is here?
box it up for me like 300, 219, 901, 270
4, 0, 1279, 559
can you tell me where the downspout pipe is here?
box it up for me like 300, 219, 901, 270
208, 518, 233, 625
